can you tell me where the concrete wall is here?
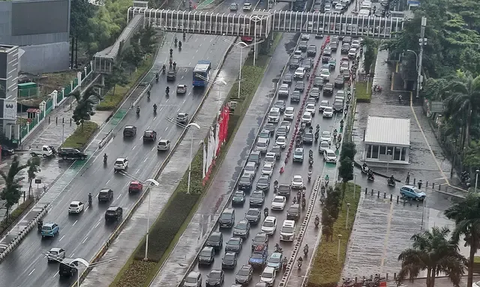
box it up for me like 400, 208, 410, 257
20, 42, 69, 73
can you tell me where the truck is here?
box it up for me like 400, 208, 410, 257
30, 145, 55, 157
57, 148, 87, 160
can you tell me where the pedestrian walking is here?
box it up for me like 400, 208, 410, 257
406, 172, 410, 184
418, 180, 423, 189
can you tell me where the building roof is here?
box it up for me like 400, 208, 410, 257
364, 116, 410, 146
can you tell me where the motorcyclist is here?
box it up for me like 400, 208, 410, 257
297, 256, 303, 269
314, 215, 320, 227
316, 124, 320, 131
309, 149, 314, 159
153, 104, 158, 113
264, 207, 269, 218
275, 243, 282, 252
170, 48, 173, 57
162, 64, 166, 74
304, 244, 309, 256
308, 170, 312, 182
103, 153, 108, 163
179, 41, 182, 49
389, 175, 395, 184
340, 119, 344, 128
37, 219, 43, 231
173, 62, 177, 70
88, 193, 93, 205
155, 73, 159, 83
282, 257, 288, 271
362, 163, 368, 172
183, 32, 186, 40
169, 58, 173, 67
166, 86, 170, 95
302, 197, 306, 209
174, 36, 178, 46
136, 106, 141, 115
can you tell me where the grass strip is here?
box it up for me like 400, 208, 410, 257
308, 183, 360, 287
110, 33, 283, 287
97, 55, 153, 111
355, 81, 372, 103
0, 198, 34, 237
61, 121, 99, 150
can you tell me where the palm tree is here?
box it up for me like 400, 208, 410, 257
441, 71, 480, 151
0, 156, 29, 220
69, 85, 102, 128
397, 226, 466, 287
445, 192, 480, 287
26, 157, 41, 200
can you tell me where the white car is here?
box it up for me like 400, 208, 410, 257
324, 149, 337, 163
265, 152, 276, 164
319, 100, 329, 112
268, 107, 281, 123
256, 138, 270, 154
47, 247, 66, 262
284, 107, 295, 121
351, 40, 361, 49
293, 50, 303, 59
348, 48, 357, 59
280, 121, 291, 131
294, 67, 306, 79
261, 216, 277, 235
301, 112, 313, 125
305, 103, 315, 115
319, 141, 330, 153
262, 162, 275, 177
300, 33, 310, 40
323, 107, 334, 118
261, 266, 277, 286
280, 219, 296, 241
340, 61, 349, 72
244, 161, 257, 177
320, 68, 330, 81
321, 131, 332, 143
114, 158, 128, 172
291, 175, 304, 189
157, 139, 170, 151
271, 196, 287, 210
68, 201, 85, 214
276, 136, 287, 148
243, 2, 252, 10
176, 84, 187, 95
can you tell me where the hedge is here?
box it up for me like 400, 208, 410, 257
110, 33, 283, 287
97, 55, 153, 111
0, 198, 34, 236
308, 183, 360, 287
61, 121, 98, 150
355, 81, 372, 103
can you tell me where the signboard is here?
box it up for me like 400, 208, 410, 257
3, 99, 17, 120
430, 101, 444, 113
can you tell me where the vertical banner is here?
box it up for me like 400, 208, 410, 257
202, 140, 207, 179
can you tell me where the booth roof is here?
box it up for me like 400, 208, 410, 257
365, 116, 410, 146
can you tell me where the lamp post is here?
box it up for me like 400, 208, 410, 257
144, 178, 160, 261
386, 149, 392, 175
417, 17, 427, 100
352, 162, 356, 198
475, 170, 479, 192
186, 123, 201, 194
236, 41, 249, 99
250, 15, 264, 67
337, 234, 342, 261
346, 203, 351, 229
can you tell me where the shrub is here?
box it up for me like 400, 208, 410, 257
61, 121, 98, 150
308, 183, 360, 287
0, 198, 34, 235
355, 81, 372, 103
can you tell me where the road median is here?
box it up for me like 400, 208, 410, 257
61, 121, 99, 150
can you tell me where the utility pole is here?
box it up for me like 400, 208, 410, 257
416, 17, 427, 101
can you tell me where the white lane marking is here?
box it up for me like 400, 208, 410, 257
182, 99, 186, 104
165, 127, 169, 132
188, 62, 192, 66
210, 38, 214, 42
181, 76, 184, 79
82, 236, 89, 244
85, 206, 89, 211
143, 158, 148, 163
106, 179, 111, 185
71, 253, 75, 257
27, 269, 35, 276
166, 98, 169, 103
132, 145, 137, 150
94, 221, 101, 229
53, 271, 59, 278
177, 107, 181, 112
195, 38, 198, 42
196, 49, 199, 53
72, 220, 78, 226
59, 234, 66, 242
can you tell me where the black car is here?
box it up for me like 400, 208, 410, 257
142, 130, 157, 142
309, 87, 321, 100
206, 232, 223, 250
222, 252, 238, 269
291, 90, 301, 103
314, 76, 324, 88
298, 40, 308, 52
206, 270, 224, 287
276, 126, 288, 138
341, 43, 351, 54
123, 125, 137, 137
330, 41, 338, 51
238, 174, 253, 190
198, 246, 215, 265
57, 148, 87, 160
263, 123, 276, 137
334, 75, 345, 88
274, 100, 286, 113
248, 151, 261, 165
256, 175, 271, 191
235, 264, 254, 285
58, 258, 78, 278
1, 145, 14, 157
245, 208, 261, 224
307, 45, 317, 57
323, 83, 334, 96
303, 132, 314, 144
233, 219, 251, 238
105, 206, 123, 222
225, 237, 243, 253
283, 74, 293, 86
251, 232, 268, 250
232, 190, 246, 206
301, 61, 312, 72
294, 81, 305, 92
333, 99, 344, 113
287, 204, 300, 221
277, 184, 291, 198
249, 190, 265, 207
219, 208, 235, 228
98, 188, 113, 202
167, 70, 176, 81
289, 58, 301, 70
270, 145, 282, 159
322, 56, 330, 63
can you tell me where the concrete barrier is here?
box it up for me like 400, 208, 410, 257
98, 129, 114, 149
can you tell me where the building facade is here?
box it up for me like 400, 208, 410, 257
0, 0, 70, 74
0, 45, 19, 137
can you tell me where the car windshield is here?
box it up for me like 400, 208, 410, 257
221, 213, 232, 220
263, 165, 273, 171
325, 108, 333, 112
254, 235, 266, 242
225, 254, 236, 260
294, 178, 302, 183
269, 255, 281, 263
115, 160, 123, 165
186, 277, 197, 283
106, 210, 116, 215
238, 268, 250, 276
228, 238, 241, 245
245, 165, 255, 172
70, 203, 78, 207
282, 226, 294, 233
241, 175, 251, 181
251, 253, 263, 259
236, 221, 248, 229
290, 205, 299, 212
252, 192, 263, 199
50, 250, 59, 255
321, 142, 329, 148
327, 152, 336, 157
234, 191, 243, 197
257, 142, 267, 147
209, 272, 221, 279
258, 178, 269, 185
273, 197, 284, 203
264, 221, 275, 227
303, 114, 311, 120
42, 226, 52, 231
270, 110, 280, 116
277, 137, 285, 142
262, 271, 274, 278
294, 150, 303, 156
249, 154, 259, 162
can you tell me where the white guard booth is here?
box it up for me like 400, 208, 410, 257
364, 116, 410, 164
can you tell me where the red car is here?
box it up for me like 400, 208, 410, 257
128, 181, 143, 194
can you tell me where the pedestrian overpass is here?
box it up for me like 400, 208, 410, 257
128, 7, 404, 39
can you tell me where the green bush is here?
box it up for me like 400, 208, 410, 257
61, 121, 98, 150
0, 198, 34, 235
97, 56, 153, 111
308, 183, 360, 287
355, 81, 372, 103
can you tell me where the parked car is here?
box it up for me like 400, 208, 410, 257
400, 185, 426, 201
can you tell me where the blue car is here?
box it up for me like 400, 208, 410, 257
41, 223, 59, 238
249, 244, 268, 269
400, 185, 426, 201
267, 252, 283, 271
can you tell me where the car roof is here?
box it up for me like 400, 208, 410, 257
125, 125, 135, 128
246, 162, 256, 166
283, 220, 295, 226
265, 216, 276, 221
70, 200, 81, 204
44, 222, 56, 227
50, 247, 63, 252
130, 181, 141, 184
100, 188, 112, 192
107, 206, 120, 210
325, 149, 335, 153
187, 271, 200, 278
116, 157, 126, 161
258, 138, 269, 143
223, 208, 234, 214
294, 175, 302, 179
295, 147, 303, 152
177, 84, 186, 87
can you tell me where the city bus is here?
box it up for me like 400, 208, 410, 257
193, 60, 212, 87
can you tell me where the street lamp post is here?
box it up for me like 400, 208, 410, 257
186, 123, 201, 194
337, 234, 342, 261
352, 162, 356, 198
236, 41, 248, 99
475, 170, 479, 192
417, 17, 427, 100
386, 149, 392, 175
250, 16, 263, 67
144, 178, 160, 261
346, 203, 351, 229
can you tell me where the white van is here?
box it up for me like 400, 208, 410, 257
280, 220, 296, 242
358, 9, 370, 17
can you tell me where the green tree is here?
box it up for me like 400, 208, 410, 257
363, 37, 378, 74
340, 141, 356, 161
441, 71, 480, 151
104, 63, 129, 97
444, 193, 480, 287
139, 24, 157, 55
69, 86, 103, 128
338, 157, 353, 192
0, 156, 28, 220
397, 226, 466, 287
26, 157, 41, 200
70, 0, 96, 43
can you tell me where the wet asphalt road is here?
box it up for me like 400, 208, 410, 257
192, 34, 353, 286
0, 31, 233, 287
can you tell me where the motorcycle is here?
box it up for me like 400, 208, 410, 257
147, 90, 151, 100
162, 65, 166, 74
264, 208, 269, 218
361, 165, 369, 175
316, 124, 320, 132
275, 244, 283, 253
302, 197, 306, 209
303, 245, 309, 257
282, 259, 288, 272
103, 154, 108, 165
136, 106, 141, 116
155, 74, 159, 83
314, 216, 320, 228
308, 172, 312, 182
368, 173, 375, 182
153, 104, 158, 115
309, 158, 314, 168
37, 220, 43, 232
315, 131, 319, 142
387, 178, 396, 187
297, 258, 303, 270
337, 134, 342, 143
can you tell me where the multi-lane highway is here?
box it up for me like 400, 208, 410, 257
189, 28, 355, 285
0, 25, 235, 287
